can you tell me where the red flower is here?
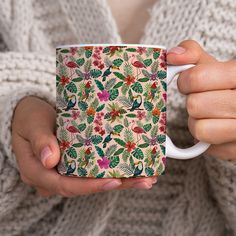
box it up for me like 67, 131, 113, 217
137, 111, 146, 120
60, 140, 70, 151
137, 47, 147, 55
60, 76, 70, 86
124, 75, 135, 85
70, 47, 77, 55
125, 141, 136, 152
99, 129, 105, 136
71, 110, 80, 120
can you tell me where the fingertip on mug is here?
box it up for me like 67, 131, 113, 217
167, 46, 186, 55
132, 182, 152, 190
102, 179, 122, 191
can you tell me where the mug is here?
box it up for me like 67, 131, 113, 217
56, 44, 210, 178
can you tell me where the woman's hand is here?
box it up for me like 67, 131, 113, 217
167, 40, 236, 161
12, 97, 157, 197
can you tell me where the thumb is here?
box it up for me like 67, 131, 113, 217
167, 39, 217, 65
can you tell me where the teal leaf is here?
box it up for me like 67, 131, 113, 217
138, 77, 149, 82
108, 156, 120, 168
66, 82, 77, 93
157, 135, 166, 144
96, 104, 105, 112
138, 143, 149, 148
113, 81, 123, 89
95, 145, 105, 157
103, 47, 110, 53
61, 113, 71, 117
113, 58, 123, 67
72, 143, 84, 148
60, 49, 70, 53
85, 49, 92, 58
114, 148, 125, 155
113, 72, 125, 80
109, 89, 119, 101
126, 114, 136, 118
143, 59, 152, 67
66, 147, 77, 158
95, 79, 104, 90
76, 58, 85, 66
113, 124, 124, 133
114, 138, 126, 147
145, 167, 154, 176
72, 77, 83, 82
144, 101, 154, 111
132, 148, 144, 160
160, 144, 165, 155
158, 70, 167, 79
87, 115, 94, 124
91, 135, 103, 145
96, 171, 105, 178
143, 123, 152, 132
161, 81, 167, 91
77, 123, 86, 132
131, 82, 143, 93
77, 167, 87, 176
153, 51, 160, 59
152, 116, 159, 124
90, 69, 102, 78
126, 48, 137, 52
78, 101, 88, 111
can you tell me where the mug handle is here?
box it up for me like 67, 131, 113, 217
166, 64, 210, 159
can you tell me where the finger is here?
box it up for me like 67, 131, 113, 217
186, 90, 236, 119
167, 39, 217, 65
36, 187, 55, 198
14, 96, 60, 168
177, 61, 236, 94
206, 142, 236, 161
188, 116, 236, 144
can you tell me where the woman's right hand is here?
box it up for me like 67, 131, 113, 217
11, 96, 157, 197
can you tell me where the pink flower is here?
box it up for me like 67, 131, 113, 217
97, 90, 110, 102
71, 110, 80, 120
97, 156, 110, 169
137, 111, 146, 120
137, 47, 147, 55
163, 93, 167, 102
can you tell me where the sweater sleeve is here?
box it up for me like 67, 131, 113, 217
204, 154, 236, 234
0, 52, 56, 170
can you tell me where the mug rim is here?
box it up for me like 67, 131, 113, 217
56, 43, 166, 50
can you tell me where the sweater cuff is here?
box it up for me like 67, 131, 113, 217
0, 87, 56, 170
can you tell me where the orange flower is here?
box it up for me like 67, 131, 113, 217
86, 107, 96, 116
124, 75, 135, 85
84, 46, 93, 50
125, 141, 136, 152
152, 107, 161, 116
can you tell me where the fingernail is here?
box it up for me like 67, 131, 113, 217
102, 180, 122, 191
132, 182, 152, 190
168, 46, 186, 55
40, 146, 52, 166
152, 177, 158, 184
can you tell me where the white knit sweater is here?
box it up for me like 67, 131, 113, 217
0, 0, 236, 236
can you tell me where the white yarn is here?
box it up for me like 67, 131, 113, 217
0, 0, 235, 236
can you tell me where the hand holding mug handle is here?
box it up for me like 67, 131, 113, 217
166, 64, 210, 159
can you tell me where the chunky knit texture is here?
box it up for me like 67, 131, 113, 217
0, 0, 236, 235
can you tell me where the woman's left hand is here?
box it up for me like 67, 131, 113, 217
167, 40, 236, 161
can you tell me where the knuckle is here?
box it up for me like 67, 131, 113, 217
57, 184, 74, 198
186, 94, 200, 117
194, 120, 208, 141
20, 174, 32, 186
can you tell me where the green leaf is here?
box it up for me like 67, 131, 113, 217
113, 58, 123, 67
94, 79, 104, 91
130, 156, 135, 170
113, 72, 125, 80
161, 106, 166, 112
105, 144, 117, 157
91, 135, 103, 145
96, 171, 105, 178
85, 49, 92, 58
142, 135, 150, 143
77, 167, 87, 177
66, 147, 77, 158
161, 81, 167, 91
132, 148, 144, 160
158, 70, 167, 79
66, 82, 77, 93
103, 47, 110, 53
109, 89, 119, 101
122, 150, 130, 162
151, 126, 158, 137
104, 78, 116, 90
126, 48, 137, 52
143, 123, 152, 132
131, 82, 143, 93
160, 144, 165, 155
90, 98, 99, 109
72, 143, 84, 148
138, 143, 149, 148
153, 51, 160, 59
76, 58, 85, 66
153, 116, 159, 124
77, 123, 86, 132
124, 118, 129, 127
95, 145, 105, 157
126, 114, 136, 118
138, 77, 149, 82
124, 129, 134, 143
104, 112, 111, 119
96, 104, 105, 112
90, 69, 102, 78
90, 165, 99, 177
157, 135, 166, 144
121, 83, 129, 95
143, 59, 152, 67
113, 124, 124, 133
114, 138, 126, 147
72, 77, 83, 82
114, 148, 124, 155
151, 61, 159, 74
124, 64, 133, 76
61, 113, 71, 117
56, 75, 60, 82
78, 101, 88, 111
60, 49, 70, 53
84, 59, 92, 72
113, 81, 123, 89
144, 101, 154, 111
109, 156, 120, 168
145, 167, 154, 176
85, 125, 93, 138
123, 52, 129, 61
87, 115, 94, 124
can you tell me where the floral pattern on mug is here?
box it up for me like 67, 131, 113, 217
56, 45, 167, 178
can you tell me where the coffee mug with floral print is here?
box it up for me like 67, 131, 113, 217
56, 45, 167, 178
